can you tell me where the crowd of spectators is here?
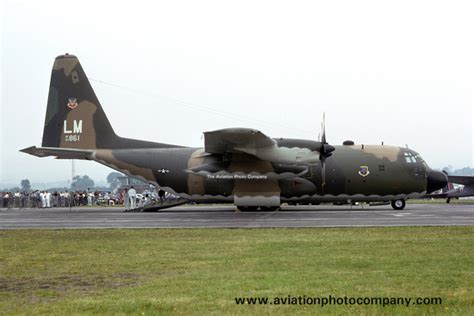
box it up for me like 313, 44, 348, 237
0, 188, 180, 209
0, 189, 125, 208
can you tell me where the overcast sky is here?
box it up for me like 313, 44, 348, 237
1, 0, 473, 187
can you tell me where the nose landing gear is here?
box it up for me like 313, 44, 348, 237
391, 199, 406, 210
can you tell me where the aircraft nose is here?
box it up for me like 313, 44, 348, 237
426, 170, 448, 193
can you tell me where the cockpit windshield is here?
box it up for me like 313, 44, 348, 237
403, 151, 425, 164
403, 151, 427, 166
403, 151, 416, 164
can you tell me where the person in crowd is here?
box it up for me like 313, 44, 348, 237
6, 192, 10, 208
94, 191, 100, 205
64, 191, 71, 207
52, 191, 58, 207
45, 191, 51, 208
2, 192, 9, 208
40, 191, 46, 208
128, 186, 137, 210
123, 188, 130, 211
86, 188, 92, 206
20, 192, 27, 208
59, 191, 64, 207
158, 189, 165, 204
13, 191, 20, 208
33, 190, 40, 208
75, 192, 80, 206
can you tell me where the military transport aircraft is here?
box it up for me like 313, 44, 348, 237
21, 54, 448, 211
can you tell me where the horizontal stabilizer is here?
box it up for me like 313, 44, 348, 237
20, 146, 94, 160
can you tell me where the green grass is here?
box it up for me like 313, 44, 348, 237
0, 227, 473, 315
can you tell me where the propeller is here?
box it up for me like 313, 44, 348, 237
318, 113, 335, 187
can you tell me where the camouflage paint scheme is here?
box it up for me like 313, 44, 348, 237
21, 55, 448, 208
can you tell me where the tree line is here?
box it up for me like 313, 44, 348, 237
2, 172, 131, 193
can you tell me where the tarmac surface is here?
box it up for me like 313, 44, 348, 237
0, 204, 473, 229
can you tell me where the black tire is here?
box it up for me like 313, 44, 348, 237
391, 199, 406, 210
446, 198, 451, 204
237, 206, 258, 212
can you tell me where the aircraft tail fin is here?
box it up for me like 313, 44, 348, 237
41, 54, 118, 150
23, 54, 180, 159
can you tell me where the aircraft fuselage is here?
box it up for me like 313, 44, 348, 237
92, 140, 430, 204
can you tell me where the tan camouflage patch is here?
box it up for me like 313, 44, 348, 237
229, 159, 280, 196
187, 149, 206, 195
53, 56, 79, 77
348, 145, 400, 162
95, 150, 156, 182
59, 101, 97, 149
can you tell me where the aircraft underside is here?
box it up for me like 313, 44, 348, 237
182, 192, 426, 204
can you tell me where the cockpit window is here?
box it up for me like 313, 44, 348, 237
414, 154, 424, 163
403, 152, 419, 164
403, 151, 426, 165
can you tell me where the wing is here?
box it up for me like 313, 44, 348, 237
204, 128, 276, 154
204, 128, 319, 165
447, 175, 474, 186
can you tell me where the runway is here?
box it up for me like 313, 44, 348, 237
0, 204, 473, 229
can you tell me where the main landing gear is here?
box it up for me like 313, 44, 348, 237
390, 199, 406, 210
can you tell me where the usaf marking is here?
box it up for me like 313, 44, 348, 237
67, 97, 78, 109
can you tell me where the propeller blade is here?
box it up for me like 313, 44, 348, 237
318, 113, 334, 188
321, 113, 326, 144
321, 159, 326, 187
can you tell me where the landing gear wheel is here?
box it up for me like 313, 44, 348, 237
260, 206, 280, 212
237, 206, 258, 212
446, 198, 451, 204
391, 199, 406, 210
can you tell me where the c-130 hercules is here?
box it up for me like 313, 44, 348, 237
22, 54, 448, 211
